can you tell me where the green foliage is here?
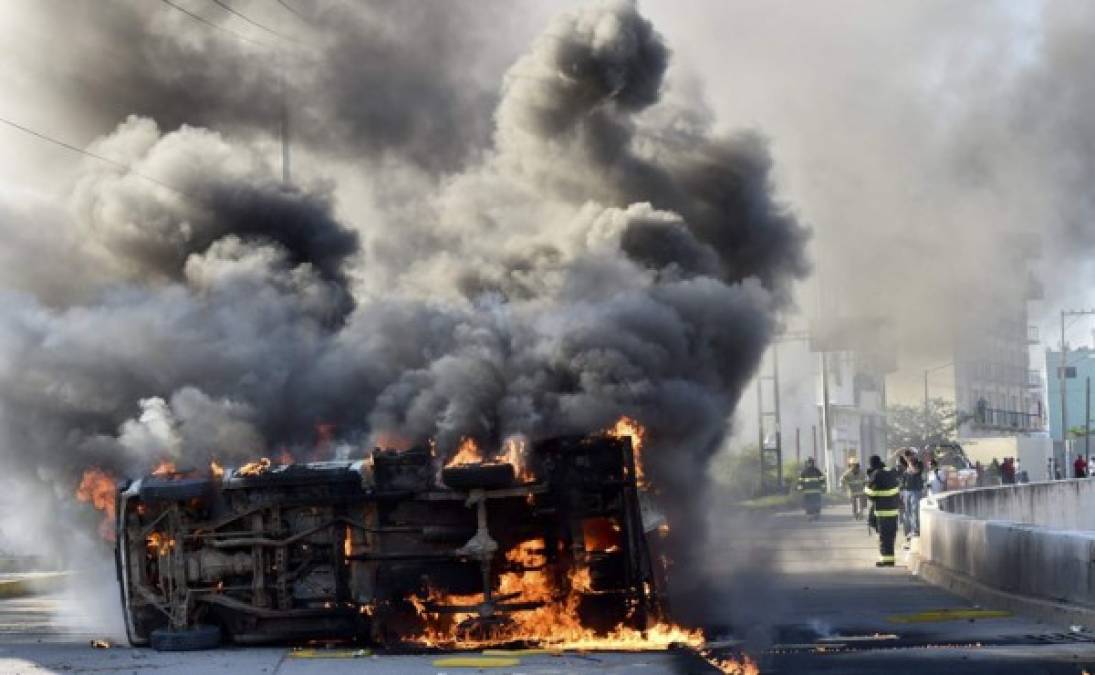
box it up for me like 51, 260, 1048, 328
886, 397, 968, 448
710, 444, 825, 499
1068, 425, 1095, 439
709, 445, 763, 498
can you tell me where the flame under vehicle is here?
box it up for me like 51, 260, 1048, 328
113, 436, 667, 650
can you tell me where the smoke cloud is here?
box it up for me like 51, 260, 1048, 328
0, 0, 811, 635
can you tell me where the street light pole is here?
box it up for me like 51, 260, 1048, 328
1061, 310, 1068, 473
1085, 377, 1091, 470
1059, 309, 1095, 477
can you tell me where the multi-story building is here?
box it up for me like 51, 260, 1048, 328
953, 236, 1045, 438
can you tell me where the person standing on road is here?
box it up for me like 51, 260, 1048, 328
1075, 455, 1088, 479
797, 457, 825, 521
901, 454, 923, 544
926, 458, 946, 495
840, 457, 868, 520
865, 454, 901, 567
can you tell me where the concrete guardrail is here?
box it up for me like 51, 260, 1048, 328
918, 479, 1095, 626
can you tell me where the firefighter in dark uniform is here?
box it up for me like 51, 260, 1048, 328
796, 457, 825, 520
864, 454, 901, 567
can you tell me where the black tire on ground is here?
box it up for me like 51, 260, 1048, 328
149, 624, 221, 651
138, 477, 212, 502
441, 462, 516, 490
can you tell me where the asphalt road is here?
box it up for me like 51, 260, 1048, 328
2, 502, 1095, 673
703, 501, 1095, 674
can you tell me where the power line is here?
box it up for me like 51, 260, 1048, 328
0, 115, 189, 198
209, 0, 299, 43
273, 0, 308, 22
158, 0, 273, 48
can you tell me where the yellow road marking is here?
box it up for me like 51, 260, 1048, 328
887, 608, 1012, 624
481, 648, 563, 656
432, 656, 521, 668
288, 648, 372, 658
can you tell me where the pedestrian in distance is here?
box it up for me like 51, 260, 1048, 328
987, 458, 1001, 486
926, 458, 946, 495
1075, 455, 1088, 479
840, 456, 868, 520
901, 453, 924, 544
1000, 457, 1016, 485
796, 457, 825, 521
865, 454, 901, 567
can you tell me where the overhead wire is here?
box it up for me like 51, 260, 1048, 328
208, 0, 300, 43
0, 115, 192, 199
158, 0, 275, 48
273, 0, 309, 23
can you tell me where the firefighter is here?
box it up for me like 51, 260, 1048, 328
840, 456, 867, 520
864, 454, 901, 567
796, 457, 825, 520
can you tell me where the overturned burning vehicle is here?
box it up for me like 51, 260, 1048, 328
112, 425, 686, 651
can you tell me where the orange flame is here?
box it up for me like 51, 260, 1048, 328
373, 431, 413, 451
445, 437, 483, 467
607, 416, 647, 487
702, 652, 760, 674
210, 460, 225, 480
238, 457, 272, 476
150, 460, 177, 477
146, 531, 175, 557
410, 536, 703, 651
75, 468, 117, 541
498, 435, 534, 482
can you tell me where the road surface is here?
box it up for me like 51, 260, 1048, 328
703, 501, 1095, 673
2, 502, 1095, 673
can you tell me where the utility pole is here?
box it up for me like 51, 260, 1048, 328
1062, 310, 1068, 468
1060, 309, 1095, 473
279, 51, 291, 184
821, 352, 834, 491
1086, 377, 1091, 468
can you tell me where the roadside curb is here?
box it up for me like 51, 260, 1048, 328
915, 558, 1095, 630
0, 573, 70, 599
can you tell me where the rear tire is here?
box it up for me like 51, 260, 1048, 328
149, 624, 221, 651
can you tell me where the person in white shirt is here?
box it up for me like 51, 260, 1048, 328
926, 458, 946, 495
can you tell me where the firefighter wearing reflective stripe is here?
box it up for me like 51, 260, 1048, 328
865, 454, 900, 567
840, 457, 868, 521
797, 457, 825, 520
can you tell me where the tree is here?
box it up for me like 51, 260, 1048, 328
886, 398, 968, 449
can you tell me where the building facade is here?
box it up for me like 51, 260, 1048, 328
953, 237, 1045, 438
1045, 347, 1095, 443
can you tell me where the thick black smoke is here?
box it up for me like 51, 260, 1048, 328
32, 0, 523, 173
0, 0, 807, 630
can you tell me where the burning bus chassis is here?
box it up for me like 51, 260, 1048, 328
113, 435, 669, 651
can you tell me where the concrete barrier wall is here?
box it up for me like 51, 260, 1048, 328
935, 479, 1095, 530
920, 479, 1095, 614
